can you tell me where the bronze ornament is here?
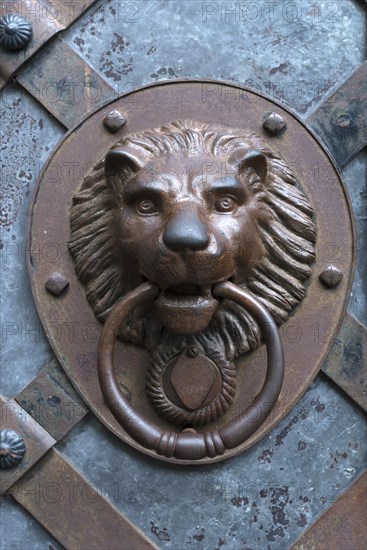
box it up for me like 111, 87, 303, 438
0, 14, 32, 51
97, 281, 284, 460
28, 81, 354, 463
69, 120, 315, 439
69, 120, 316, 343
0, 429, 26, 469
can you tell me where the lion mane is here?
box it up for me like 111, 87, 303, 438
69, 120, 316, 363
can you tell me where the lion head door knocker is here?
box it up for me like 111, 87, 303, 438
69, 120, 315, 460
29, 82, 353, 463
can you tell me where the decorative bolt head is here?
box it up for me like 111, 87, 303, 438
0, 14, 32, 51
45, 272, 69, 296
0, 429, 26, 469
103, 110, 127, 133
335, 113, 351, 128
47, 395, 61, 407
187, 346, 199, 358
319, 265, 343, 288
262, 112, 287, 135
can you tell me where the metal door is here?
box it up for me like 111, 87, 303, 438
1, 1, 366, 548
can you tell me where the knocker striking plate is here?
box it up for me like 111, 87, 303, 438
28, 81, 354, 464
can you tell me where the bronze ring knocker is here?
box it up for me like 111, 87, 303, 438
98, 281, 284, 461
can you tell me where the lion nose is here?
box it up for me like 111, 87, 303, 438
163, 208, 209, 251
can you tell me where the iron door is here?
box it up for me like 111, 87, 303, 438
1, 1, 366, 549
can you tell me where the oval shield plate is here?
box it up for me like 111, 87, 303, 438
28, 81, 354, 464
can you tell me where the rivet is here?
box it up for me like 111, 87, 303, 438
103, 110, 127, 133
186, 346, 199, 358
0, 14, 32, 51
319, 265, 343, 288
262, 112, 287, 135
47, 395, 61, 407
45, 272, 69, 296
0, 429, 26, 469
335, 113, 351, 128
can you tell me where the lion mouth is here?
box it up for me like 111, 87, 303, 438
154, 283, 218, 335
164, 283, 212, 300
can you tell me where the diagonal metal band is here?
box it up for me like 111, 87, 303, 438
291, 471, 367, 550
15, 359, 89, 441
10, 448, 158, 550
1, 385, 158, 549
306, 62, 367, 170
1, 396, 56, 495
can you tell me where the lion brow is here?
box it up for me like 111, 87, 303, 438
123, 178, 176, 201
206, 177, 245, 195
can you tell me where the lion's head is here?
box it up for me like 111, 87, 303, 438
69, 120, 316, 363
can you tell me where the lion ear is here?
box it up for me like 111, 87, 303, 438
239, 150, 268, 182
105, 148, 144, 198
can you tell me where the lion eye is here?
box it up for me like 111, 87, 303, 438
215, 196, 236, 212
136, 199, 158, 215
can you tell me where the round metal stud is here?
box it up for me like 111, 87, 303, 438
0, 14, 32, 51
0, 429, 26, 469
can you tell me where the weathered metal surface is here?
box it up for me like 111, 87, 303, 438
0, 0, 96, 88
10, 448, 158, 550
16, 36, 116, 128
322, 313, 367, 411
63, 0, 366, 119
343, 149, 367, 326
0, 397, 55, 494
0, 494, 63, 550
291, 471, 367, 550
57, 376, 367, 550
15, 359, 89, 440
28, 81, 354, 464
306, 61, 367, 169
0, 82, 65, 399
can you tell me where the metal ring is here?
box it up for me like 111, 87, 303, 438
97, 281, 284, 461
